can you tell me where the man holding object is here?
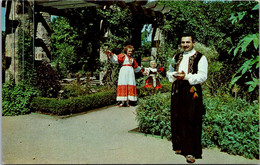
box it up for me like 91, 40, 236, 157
167, 33, 208, 163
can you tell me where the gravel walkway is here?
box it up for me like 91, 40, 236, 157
2, 105, 259, 164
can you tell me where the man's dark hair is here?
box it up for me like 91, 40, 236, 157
181, 33, 196, 42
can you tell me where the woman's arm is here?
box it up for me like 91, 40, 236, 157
108, 53, 125, 64
132, 58, 142, 73
109, 54, 119, 64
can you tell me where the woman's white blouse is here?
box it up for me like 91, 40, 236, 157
109, 54, 142, 73
109, 54, 119, 64
167, 49, 208, 85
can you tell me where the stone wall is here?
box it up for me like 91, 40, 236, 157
4, 0, 51, 83
4, 0, 22, 83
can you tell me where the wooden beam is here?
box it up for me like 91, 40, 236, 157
135, 0, 148, 6
161, 6, 171, 14
53, 3, 99, 9
125, 0, 136, 4
35, 5, 68, 17
142, 1, 156, 8
2, 0, 6, 7
88, 0, 114, 6
153, 4, 164, 12
35, 0, 100, 9
36, 0, 88, 7
35, 0, 62, 6
117, 1, 127, 9
34, 0, 166, 23
36, 0, 59, 2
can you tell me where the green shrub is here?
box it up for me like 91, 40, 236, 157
135, 93, 172, 139
202, 93, 259, 159
30, 83, 169, 116
35, 61, 61, 98
2, 82, 39, 116
31, 90, 117, 115
135, 90, 259, 159
61, 73, 93, 98
31, 84, 171, 116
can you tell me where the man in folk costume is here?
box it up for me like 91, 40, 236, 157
167, 34, 208, 163
107, 45, 142, 107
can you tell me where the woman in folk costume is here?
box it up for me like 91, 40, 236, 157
143, 61, 162, 89
107, 45, 142, 107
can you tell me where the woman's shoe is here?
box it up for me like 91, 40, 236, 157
119, 104, 123, 107
126, 104, 130, 107
186, 155, 195, 163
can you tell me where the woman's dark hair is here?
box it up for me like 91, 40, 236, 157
123, 45, 134, 54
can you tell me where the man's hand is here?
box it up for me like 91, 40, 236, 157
173, 71, 185, 80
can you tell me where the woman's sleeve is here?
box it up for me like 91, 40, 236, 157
109, 54, 125, 64
184, 55, 208, 85
133, 59, 142, 73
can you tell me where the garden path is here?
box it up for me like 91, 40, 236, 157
2, 105, 259, 164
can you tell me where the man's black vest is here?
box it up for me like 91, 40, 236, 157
174, 51, 203, 74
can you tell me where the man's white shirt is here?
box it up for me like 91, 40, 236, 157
167, 49, 208, 85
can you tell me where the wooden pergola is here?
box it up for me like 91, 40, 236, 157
34, 0, 170, 18
2, 0, 170, 84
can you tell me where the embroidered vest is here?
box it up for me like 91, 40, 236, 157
174, 51, 203, 74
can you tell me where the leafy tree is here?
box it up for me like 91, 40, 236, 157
51, 16, 80, 77
97, 5, 132, 53
228, 2, 259, 94
159, 1, 234, 49
157, 0, 258, 101
97, 5, 133, 88
50, 6, 133, 80
67, 7, 104, 76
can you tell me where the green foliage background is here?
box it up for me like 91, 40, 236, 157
2, 82, 39, 116
158, 1, 259, 100
136, 91, 259, 159
49, 1, 259, 99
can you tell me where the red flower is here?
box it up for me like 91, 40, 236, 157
158, 67, 164, 72
106, 50, 110, 60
